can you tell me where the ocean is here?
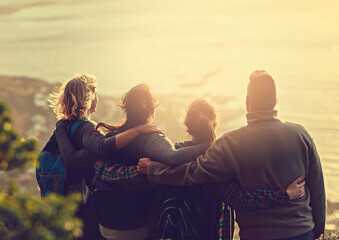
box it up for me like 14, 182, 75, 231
0, 0, 338, 201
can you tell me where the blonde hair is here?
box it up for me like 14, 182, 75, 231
184, 97, 218, 144
49, 73, 97, 120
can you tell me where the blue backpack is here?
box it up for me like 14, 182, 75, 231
36, 120, 86, 197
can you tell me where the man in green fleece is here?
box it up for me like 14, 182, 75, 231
138, 70, 326, 240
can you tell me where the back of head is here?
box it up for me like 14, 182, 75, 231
49, 73, 97, 120
184, 97, 218, 144
247, 70, 277, 111
119, 83, 158, 131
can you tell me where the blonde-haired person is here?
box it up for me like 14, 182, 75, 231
50, 74, 160, 240
50, 73, 98, 121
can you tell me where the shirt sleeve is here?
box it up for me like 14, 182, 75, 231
202, 180, 290, 211
55, 124, 99, 167
305, 135, 326, 235
76, 121, 117, 157
144, 133, 210, 166
147, 135, 236, 186
94, 160, 158, 192
173, 140, 290, 210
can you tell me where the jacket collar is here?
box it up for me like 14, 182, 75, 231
246, 110, 280, 126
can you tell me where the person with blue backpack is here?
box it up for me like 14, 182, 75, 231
37, 74, 161, 240
54, 83, 305, 240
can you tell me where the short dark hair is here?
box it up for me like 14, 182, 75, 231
247, 70, 277, 111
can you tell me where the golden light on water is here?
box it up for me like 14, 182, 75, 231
93, 0, 339, 95
1, 0, 338, 95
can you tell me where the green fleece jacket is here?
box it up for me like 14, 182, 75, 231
147, 110, 326, 240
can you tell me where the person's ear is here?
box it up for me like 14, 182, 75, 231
246, 95, 250, 112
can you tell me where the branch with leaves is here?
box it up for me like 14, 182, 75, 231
0, 101, 82, 240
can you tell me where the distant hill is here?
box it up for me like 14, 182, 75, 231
0, 75, 57, 145
0, 75, 242, 147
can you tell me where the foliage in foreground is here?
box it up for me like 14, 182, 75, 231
0, 181, 82, 240
0, 102, 36, 171
0, 101, 82, 240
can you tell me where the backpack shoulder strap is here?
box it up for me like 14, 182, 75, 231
70, 119, 88, 136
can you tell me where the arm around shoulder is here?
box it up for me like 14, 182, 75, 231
145, 133, 209, 166
55, 124, 99, 167
114, 125, 160, 150
78, 121, 117, 157
81, 123, 160, 157
147, 136, 235, 186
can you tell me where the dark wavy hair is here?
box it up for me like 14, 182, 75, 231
96, 83, 158, 133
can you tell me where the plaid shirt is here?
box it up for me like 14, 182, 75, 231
94, 159, 157, 192
94, 141, 290, 240
203, 181, 289, 240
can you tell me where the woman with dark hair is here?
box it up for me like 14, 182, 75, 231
56, 84, 304, 240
